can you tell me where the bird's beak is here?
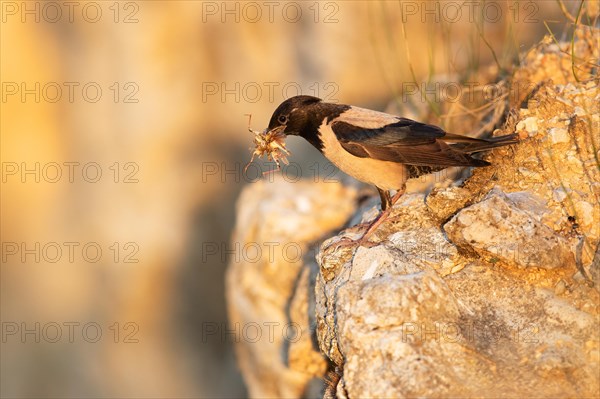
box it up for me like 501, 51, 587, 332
264, 125, 287, 136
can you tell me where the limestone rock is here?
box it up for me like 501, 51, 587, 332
226, 176, 357, 398
313, 29, 600, 397
335, 272, 468, 398
444, 188, 575, 269
229, 29, 600, 398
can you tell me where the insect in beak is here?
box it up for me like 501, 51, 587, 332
244, 114, 290, 174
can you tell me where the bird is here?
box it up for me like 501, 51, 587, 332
265, 95, 518, 246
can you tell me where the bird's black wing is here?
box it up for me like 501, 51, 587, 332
331, 116, 484, 167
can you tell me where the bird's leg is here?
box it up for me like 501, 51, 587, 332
359, 185, 406, 244
329, 185, 406, 252
379, 187, 392, 211
389, 185, 406, 207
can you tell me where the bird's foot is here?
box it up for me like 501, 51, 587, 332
329, 235, 381, 252
327, 190, 405, 253
360, 238, 381, 248
327, 233, 363, 253
327, 221, 384, 252
329, 236, 359, 252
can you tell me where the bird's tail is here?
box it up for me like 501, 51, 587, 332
445, 133, 519, 153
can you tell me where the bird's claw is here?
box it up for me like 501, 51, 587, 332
329, 237, 360, 253
328, 234, 381, 253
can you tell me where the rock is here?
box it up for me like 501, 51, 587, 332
517, 116, 539, 137
553, 188, 569, 202
548, 127, 569, 144
444, 188, 575, 269
226, 176, 357, 398
312, 29, 599, 397
574, 201, 596, 230
332, 272, 470, 398
287, 262, 327, 377
316, 239, 599, 397
591, 241, 600, 287
554, 279, 567, 295
425, 186, 472, 220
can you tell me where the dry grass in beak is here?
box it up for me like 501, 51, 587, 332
244, 114, 290, 174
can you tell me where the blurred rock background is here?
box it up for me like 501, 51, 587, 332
0, 1, 589, 397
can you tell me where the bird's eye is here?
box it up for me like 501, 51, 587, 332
278, 115, 288, 124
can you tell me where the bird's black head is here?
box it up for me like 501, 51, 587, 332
266, 95, 349, 151
267, 95, 322, 136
